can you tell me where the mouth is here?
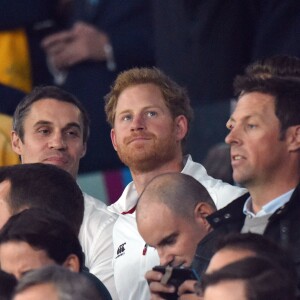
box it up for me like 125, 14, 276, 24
126, 135, 152, 145
232, 155, 243, 161
44, 156, 69, 165
167, 260, 186, 268
231, 154, 246, 167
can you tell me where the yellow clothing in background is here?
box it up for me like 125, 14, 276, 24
0, 29, 32, 93
0, 114, 20, 166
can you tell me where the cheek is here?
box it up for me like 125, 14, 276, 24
22, 140, 45, 155
181, 233, 200, 256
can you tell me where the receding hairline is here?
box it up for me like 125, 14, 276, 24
137, 173, 215, 219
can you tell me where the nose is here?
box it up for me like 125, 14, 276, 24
48, 132, 67, 150
157, 248, 174, 267
225, 126, 241, 146
130, 114, 145, 132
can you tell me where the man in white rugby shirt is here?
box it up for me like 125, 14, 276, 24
104, 67, 247, 300
11, 86, 118, 300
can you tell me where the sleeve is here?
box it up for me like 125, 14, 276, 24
94, 0, 155, 70
83, 212, 119, 300
0, 0, 59, 30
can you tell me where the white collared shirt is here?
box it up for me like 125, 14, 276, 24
243, 189, 295, 218
79, 193, 118, 300
108, 155, 247, 300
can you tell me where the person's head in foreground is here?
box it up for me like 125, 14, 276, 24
0, 208, 84, 279
202, 256, 297, 300
0, 163, 83, 234
12, 265, 104, 300
206, 232, 296, 276
137, 172, 216, 267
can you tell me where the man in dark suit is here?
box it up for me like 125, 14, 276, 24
179, 55, 300, 299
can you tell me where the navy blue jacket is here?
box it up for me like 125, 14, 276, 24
206, 185, 300, 292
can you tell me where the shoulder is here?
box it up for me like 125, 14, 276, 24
207, 193, 249, 229
83, 193, 118, 229
182, 156, 248, 209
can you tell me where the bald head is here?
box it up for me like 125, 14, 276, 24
136, 173, 216, 266
137, 173, 216, 220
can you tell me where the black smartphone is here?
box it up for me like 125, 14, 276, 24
152, 265, 200, 300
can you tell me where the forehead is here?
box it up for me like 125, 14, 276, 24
0, 241, 51, 268
116, 83, 167, 111
207, 248, 255, 273
205, 279, 246, 300
14, 283, 58, 300
233, 92, 276, 120
25, 98, 82, 125
137, 202, 186, 245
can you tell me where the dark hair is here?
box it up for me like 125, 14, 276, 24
14, 265, 106, 300
213, 233, 297, 286
202, 257, 297, 300
234, 56, 300, 137
244, 55, 300, 80
0, 209, 84, 271
0, 163, 84, 235
138, 173, 216, 220
0, 270, 17, 300
13, 85, 90, 143
104, 67, 194, 145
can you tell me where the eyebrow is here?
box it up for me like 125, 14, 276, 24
117, 105, 163, 116
33, 120, 82, 131
228, 113, 263, 124
157, 232, 178, 247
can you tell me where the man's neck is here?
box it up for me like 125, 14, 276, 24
131, 159, 184, 195
249, 179, 298, 214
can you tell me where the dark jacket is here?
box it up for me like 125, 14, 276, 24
191, 228, 226, 278
206, 185, 300, 291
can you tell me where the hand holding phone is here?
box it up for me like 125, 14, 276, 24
152, 265, 200, 300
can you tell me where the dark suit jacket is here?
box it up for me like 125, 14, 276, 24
206, 185, 300, 293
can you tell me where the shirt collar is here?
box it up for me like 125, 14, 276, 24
243, 189, 295, 218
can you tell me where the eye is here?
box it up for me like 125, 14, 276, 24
37, 127, 50, 135
121, 114, 132, 121
162, 236, 177, 247
65, 129, 80, 138
247, 124, 257, 129
146, 111, 157, 118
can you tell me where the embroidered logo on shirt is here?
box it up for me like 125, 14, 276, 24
116, 242, 126, 258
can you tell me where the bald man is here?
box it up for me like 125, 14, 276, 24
136, 173, 217, 299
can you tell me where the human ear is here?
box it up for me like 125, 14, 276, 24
62, 254, 80, 272
11, 131, 23, 155
80, 142, 87, 158
110, 128, 118, 151
286, 125, 300, 152
194, 203, 214, 230
175, 115, 188, 142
